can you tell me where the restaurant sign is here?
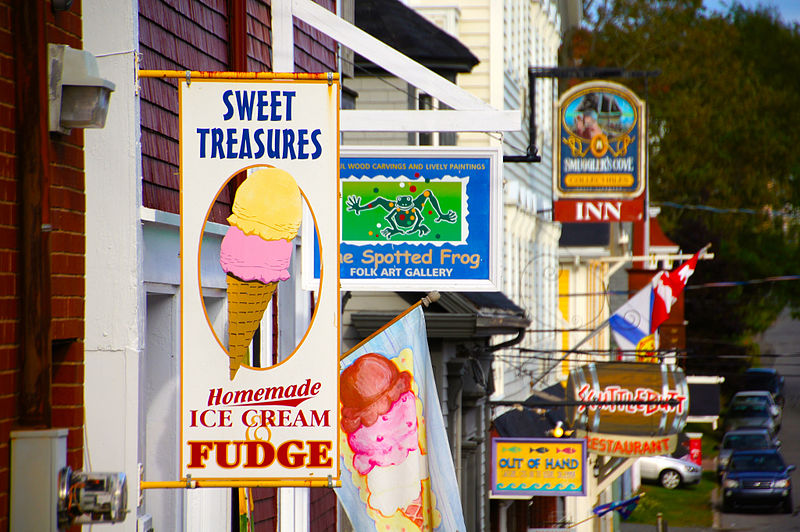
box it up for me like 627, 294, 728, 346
566, 363, 688, 457
490, 438, 587, 498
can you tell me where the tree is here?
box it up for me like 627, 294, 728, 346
563, 0, 800, 370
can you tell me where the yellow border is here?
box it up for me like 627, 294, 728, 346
142, 479, 341, 489
140, 70, 339, 81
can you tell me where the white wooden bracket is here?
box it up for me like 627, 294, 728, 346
271, 0, 520, 132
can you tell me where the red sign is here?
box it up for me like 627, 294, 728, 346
553, 197, 644, 222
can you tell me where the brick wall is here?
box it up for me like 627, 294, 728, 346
0, 1, 16, 524
1, 1, 87, 529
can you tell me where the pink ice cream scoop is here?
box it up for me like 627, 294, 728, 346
348, 390, 419, 475
219, 226, 293, 284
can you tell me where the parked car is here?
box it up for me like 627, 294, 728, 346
638, 454, 702, 489
715, 428, 780, 480
723, 402, 779, 438
729, 390, 782, 431
742, 367, 785, 407
721, 449, 795, 513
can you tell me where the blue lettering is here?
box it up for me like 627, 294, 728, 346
270, 91, 283, 120
257, 91, 270, 121
284, 91, 295, 120
239, 130, 253, 158
253, 129, 265, 158
226, 128, 238, 158
310, 129, 322, 159
211, 128, 225, 158
282, 129, 296, 159
297, 129, 309, 159
222, 90, 234, 120
196, 128, 209, 157
236, 91, 256, 120
266, 130, 280, 158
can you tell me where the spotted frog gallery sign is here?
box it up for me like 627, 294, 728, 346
179, 77, 340, 482
304, 146, 503, 292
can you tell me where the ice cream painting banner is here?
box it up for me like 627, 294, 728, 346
179, 78, 339, 481
491, 438, 587, 499
338, 305, 466, 531
303, 146, 503, 292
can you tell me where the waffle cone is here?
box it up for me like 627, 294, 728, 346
226, 274, 277, 379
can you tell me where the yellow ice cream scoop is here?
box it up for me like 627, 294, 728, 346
228, 167, 302, 241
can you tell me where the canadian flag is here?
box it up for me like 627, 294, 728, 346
650, 247, 707, 332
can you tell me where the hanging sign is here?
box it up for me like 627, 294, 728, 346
303, 146, 503, 292
553, 81, 646, 222
490, 438, 587, 498
179, 78, 340, 482
566, 362, 688, 457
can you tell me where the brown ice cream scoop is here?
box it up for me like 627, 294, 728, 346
340, 352, 412, 433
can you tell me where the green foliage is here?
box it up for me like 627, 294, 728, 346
568, 0, 800, 365
626, 472, 715, 527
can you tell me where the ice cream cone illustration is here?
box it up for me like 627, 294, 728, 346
220, 167, 302, 379
340, 353, 440, 529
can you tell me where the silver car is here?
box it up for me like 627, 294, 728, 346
729, 391, 782, 431
716, 428, 780, 480
638, 454, 703, 489
723, 402, 779, 438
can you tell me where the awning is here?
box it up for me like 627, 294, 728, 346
350, 291, 530, 340
491, 383, 567, 438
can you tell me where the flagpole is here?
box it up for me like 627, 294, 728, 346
340, 291, 440, 361
531, 243, 711, 388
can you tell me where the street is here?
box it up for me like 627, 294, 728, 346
716, 316, 800, 530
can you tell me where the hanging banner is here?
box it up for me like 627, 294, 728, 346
490, 438, 587, 499
337, 305, 466, 531
303, 146, 503, 291
553, 81, 646, 222
179, 78, 340, 481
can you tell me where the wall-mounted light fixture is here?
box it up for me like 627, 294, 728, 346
48, 44, 115, 134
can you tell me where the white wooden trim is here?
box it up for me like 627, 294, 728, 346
272, 0, 294, 72
292, 0, 491, 111
341, 109, 520, 132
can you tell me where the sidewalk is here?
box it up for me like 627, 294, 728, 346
620, 524, 712, 532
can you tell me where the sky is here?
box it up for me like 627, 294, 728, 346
704, 0, 800, 25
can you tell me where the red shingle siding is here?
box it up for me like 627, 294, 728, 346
294, 0, 336, 74
309, 488, 337, 532
251, 487, 278, 530
139, 0, 230, 219
246, 0, 272, 71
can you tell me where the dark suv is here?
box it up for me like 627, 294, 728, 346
743, 368, 785, 407
721, 449, 795, 513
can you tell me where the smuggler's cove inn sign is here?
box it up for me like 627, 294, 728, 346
179, 78, 340, 483
553, 81, 646, 223
303, 146, 503, 292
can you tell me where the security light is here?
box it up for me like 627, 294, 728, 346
48, 44, 115, 134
